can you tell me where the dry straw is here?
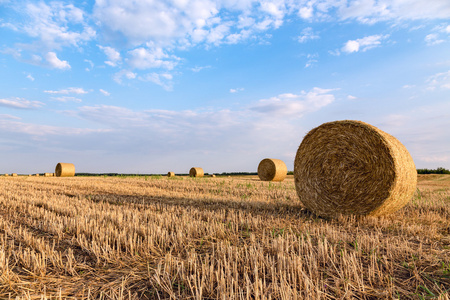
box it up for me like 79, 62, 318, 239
55, 163, 75, 177
189, 167, 204, 177
294, 120, 417, 218
258, 158, 287, 182
167, 172, 175, 177
11, 173, 18, 177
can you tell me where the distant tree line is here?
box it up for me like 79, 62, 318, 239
417, 167, 450, 174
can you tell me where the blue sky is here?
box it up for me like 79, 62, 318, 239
1, 0, 449, 174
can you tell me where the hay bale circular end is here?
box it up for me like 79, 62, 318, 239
189, 167, 204, 177
55, 163, 75, 177
11, 173, 18, 177
258, 158, 287, 182
294, 120, 417, 218
167, 172, 175, 177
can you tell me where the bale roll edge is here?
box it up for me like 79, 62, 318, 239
258, 158, 287, 182
294, 120, 417, 218
55, 163, 75, 177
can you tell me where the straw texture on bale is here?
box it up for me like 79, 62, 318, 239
55, 163, 75, 177
294, 120, 417, 218
167, 172, 175, 177
189, 167, 204, 177
258, 158, 287, 182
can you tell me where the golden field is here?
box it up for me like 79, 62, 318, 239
0, 174, 449, 299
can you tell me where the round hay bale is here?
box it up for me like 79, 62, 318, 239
44, 173, 52, 177
210, 174, 216, 178
294, 120, 417, 218
11, 173, 18, 177
4, 174, 10, 177
189, 167, 204, 177
55, 163, 75, 177
258, 158, 287, 182
167, 172, 175, 177
35, 174, 40, 177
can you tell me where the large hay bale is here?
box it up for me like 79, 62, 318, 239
55, 163, 75, 177
167, 172, 175, 177
189, 167, 204, 177
294, 120, 417, 218
258, 158, 287, 182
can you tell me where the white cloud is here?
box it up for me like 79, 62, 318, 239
98, 45, 121, 67
51, 96, 82, 103
425, 33, 444, 46
26, 73, 35, 81
45, 52, 71, 69
19, 2, 95, 50
44, 87, 88, 94
191, 65, 211, 72
139, 73, 174, 91
0, 97, 44, 109
127, 47, 179, 70
426, 70, 450, 90
305, 53, 318, 68
250, 87, 336, 117
113, 70, 137, 84
230, 87, 244, 93
298, 27, 319, 43
347, 95, 357, 100
100, 89, 111, 96
342, 34, 389, 53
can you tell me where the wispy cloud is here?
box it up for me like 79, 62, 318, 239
44, 87, 88, 94
99, 89, 110, 96
342, 34, 389, 53
98, 45, 121, 67
297, 27, 319, 43
0, 97, 44, 109
230, 88, 244, 93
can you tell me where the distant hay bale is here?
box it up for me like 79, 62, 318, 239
210, 174, 216, 178
189, 167, 204, 177
35, 174, 39, 177
294, 120, 417, 218
258, 158, 287, 182
44, 173, 52, 177
55, 163, 75, 177
167, 172, 175, 177
11, 173, 18, 177
4, 174, 9, 177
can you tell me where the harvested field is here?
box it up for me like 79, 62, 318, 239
0, 174, 449, 299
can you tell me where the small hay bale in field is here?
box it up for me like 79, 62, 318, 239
294, 120, 417, 218
44, 173, 52, 177
189, 167, 204, 177
210, 174, 216, 178
35, 174, 39, 177
4, 174, 9, 177
11, 173, 18, 177
55, 163, 75, 177
258, 158, 287, 182
167, 172, 175, 177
